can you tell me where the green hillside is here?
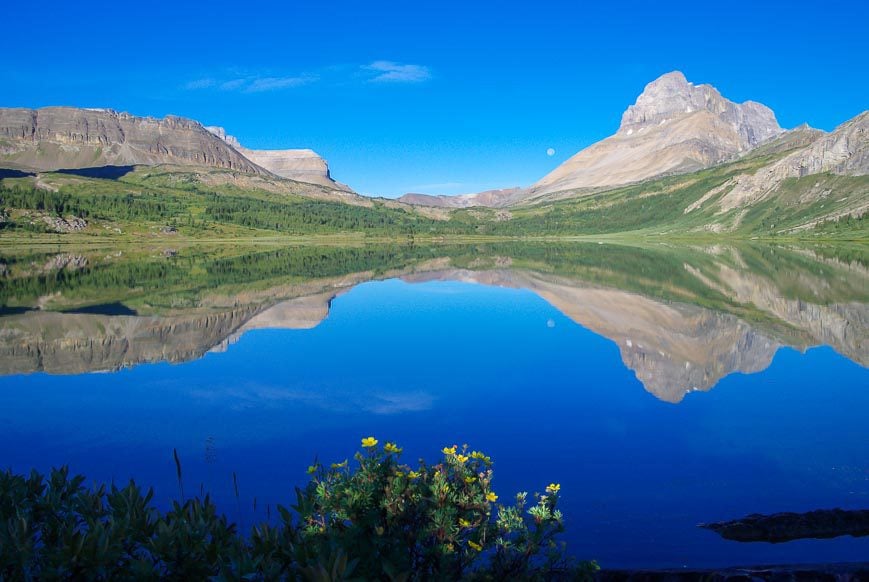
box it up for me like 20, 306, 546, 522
1, 144, 866, 242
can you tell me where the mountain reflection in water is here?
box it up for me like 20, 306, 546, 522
0, 242, 865, 402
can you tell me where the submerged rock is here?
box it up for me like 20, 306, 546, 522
700, 508, 869, 543
597, 562, 869, 581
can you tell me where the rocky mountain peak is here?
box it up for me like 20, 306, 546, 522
517, 72, 787, 200
618, 71, 782, 147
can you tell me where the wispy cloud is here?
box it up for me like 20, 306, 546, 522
246, 75, 317, 92
184, 78, 216, 90
219, 78, 247, 91
183, 61, 431, 94
364, 61, 432, 83
184, 73, 316, 94
188, 382, 435, 415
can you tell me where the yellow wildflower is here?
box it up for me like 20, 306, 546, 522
468, 540, 483, 551
306, 465, 317, 475
361, 436, 378, 448
458, 518, 471, 527
470, 451, 492, 464
455, 454, 469, 464
442, 445, 457, 455
546, 483, 561, 494
384, 442, 402, 454
486, 492, 498, 502
407, 470, 420, 479
464, 476, 475, 484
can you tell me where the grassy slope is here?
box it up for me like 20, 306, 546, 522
482, 144, 868, 240
1, 137, 866, 241
0, 167, 479, 241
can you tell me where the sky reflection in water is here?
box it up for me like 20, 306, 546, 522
1, 273, 867, 567
1, 241, 868, 567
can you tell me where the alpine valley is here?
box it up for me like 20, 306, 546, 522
1, 71, 865, 241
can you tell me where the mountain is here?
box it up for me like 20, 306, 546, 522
0, 107, 355, 194
475, 114, 865, 237
529, 71, 783, 198
400, 71, 785, 208
205, 126, 351, 191
0, 107, 267, 175
391, 72, 865, 236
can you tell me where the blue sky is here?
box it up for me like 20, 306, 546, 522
2, 0, 867, 197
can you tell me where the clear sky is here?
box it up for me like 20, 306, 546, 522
2, 0, 867, 197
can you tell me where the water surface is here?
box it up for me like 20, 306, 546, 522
1, 242, 866, 568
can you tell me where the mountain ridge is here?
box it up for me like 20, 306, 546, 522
0, 107, 268, 176
399, 187, 526, 208
0, 106, 354, 194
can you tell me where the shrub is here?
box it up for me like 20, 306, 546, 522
0, 440, 597, 580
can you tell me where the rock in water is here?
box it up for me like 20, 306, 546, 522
700, 508, 869, 543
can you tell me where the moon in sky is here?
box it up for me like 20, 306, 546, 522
546, 148, 556, 157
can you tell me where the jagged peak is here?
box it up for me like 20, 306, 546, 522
644, 70, 690, 89
617, 72, 781, 145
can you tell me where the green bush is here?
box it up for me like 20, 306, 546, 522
0, 440, 597, 580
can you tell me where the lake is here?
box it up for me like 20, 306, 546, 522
0, 241, 866, 568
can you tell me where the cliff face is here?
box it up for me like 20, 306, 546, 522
711, 111, 868, 213
205, 125, 350, 191
617, 72, 781, 144
0, 107, 268, 175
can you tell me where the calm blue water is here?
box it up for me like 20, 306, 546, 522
1, 278, 867, 568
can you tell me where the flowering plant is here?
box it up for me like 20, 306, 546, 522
0, 441, 597, 579
289, 438, 597, 579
